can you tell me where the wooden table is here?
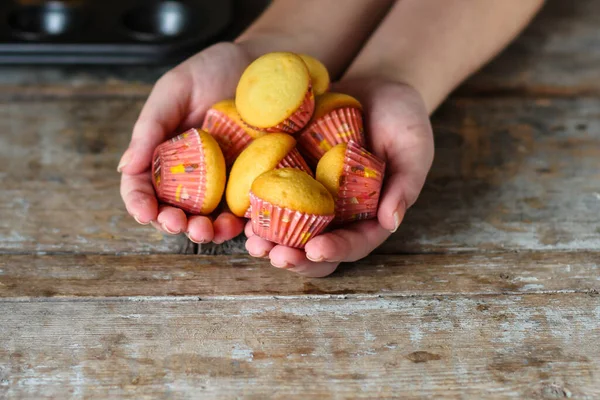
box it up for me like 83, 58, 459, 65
1, 1, 599, 398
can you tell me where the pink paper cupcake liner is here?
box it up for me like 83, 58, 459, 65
152, 128, 208, 215
249, 192, 334, 248
201, 109, 253, 166
335, 141, 385, 223
276, 148, 314, 177
264, 85, 315, 134
297, 107, 365, 166
244, 149, 314, 219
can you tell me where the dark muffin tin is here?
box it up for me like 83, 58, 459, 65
0, 0, 241, 64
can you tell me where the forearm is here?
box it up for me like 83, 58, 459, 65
235, 0, 395, 78
344, 0, 545, 113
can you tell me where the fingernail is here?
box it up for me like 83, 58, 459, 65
306, 253, 324, 263
185, 232, 206, 244
249, 250, 267, 258
390, 204, 406, 233
117, 150, 132, 173
271, 260, 291, 269
213, 239, 224, 245
161, 223, 181, 235
133, 215, 151, 225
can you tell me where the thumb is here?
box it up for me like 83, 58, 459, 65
377, 123, 434, 232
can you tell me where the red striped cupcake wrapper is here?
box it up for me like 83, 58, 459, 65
334, 141, 385, 224
249, 192, 334, 249
201, 109, 253, 167
264, 85, 315, 134
152, 128, 208, 215
297, 107, 365, 166
244, 149, 314, 218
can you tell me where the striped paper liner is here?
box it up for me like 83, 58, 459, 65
297, 107, 365, 166
201, 108, 254, 167
152, 128, 208, 215
334, 141, 385, 223
249, 192, 333, 248
263, 85, 315, 134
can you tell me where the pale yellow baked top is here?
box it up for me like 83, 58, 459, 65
226, 133, 297, 216
312, 92, 362, 121
252, 168, 334, 215
198, 130, 226, 214
315, 143, 346, 197
236, 52, 311, 128
298, 54, 330, 96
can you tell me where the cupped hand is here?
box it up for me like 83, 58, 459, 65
245, 78, 435, 277
118, 42, 250, 243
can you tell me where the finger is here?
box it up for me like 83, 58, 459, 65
120, 171, 158, 224
187, 215, 214, 243
268, 246, 340, 278
304, 220, 390, 263
118, 43, 250, 175
245, 235, 276, 258
244, 220, 255, 238
118, 68, 192, 175
377, 120, 433, 232
213, 212, 245, 244
154, 206, 187, 235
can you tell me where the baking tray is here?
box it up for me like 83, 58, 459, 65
0, 0, 236, 64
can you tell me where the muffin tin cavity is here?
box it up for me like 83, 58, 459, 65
123, 1, 192, 41
8, 1, 84, 40
0, 0, 239, 64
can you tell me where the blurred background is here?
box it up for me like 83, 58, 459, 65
0, 0, 270, 85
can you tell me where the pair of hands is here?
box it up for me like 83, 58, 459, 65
118, 43, 434, 277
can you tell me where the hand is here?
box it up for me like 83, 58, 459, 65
245, 78, 434, 277
118, 43, 250, 243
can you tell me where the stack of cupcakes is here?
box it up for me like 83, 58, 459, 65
150, 51, 385, 249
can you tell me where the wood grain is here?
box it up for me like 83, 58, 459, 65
1, 252, 599, 299
381, 96, 600, 253
462, 0, 600, 96
2, 96, 598, 255
1, 294, 598, 399
0, 98, 191, 254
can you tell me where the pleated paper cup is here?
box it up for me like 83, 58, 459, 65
244, 148, 314, 218
152, 129, 208, 215
201, 108, 254, 167
263, 86, 315, 134
249, 192, 334, 248
335, 141, 385, 223
297, 106, 365, 166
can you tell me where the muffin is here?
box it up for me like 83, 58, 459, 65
236, 52, 315, 134
226, 133, 312, 218
201, 99, 266, 166
250, 168, 335, 248
316, 141, 385, 223
298, 54, 330, 96
297, 92, 365, 166
152, 128, 226, 215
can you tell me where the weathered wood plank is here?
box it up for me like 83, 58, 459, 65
1, 294, 598, 399
462, 0, 600, 96
0, 253, 598, 298
381, 96, 600, 253
0, 98, 191, 254
2, 96, 598, 254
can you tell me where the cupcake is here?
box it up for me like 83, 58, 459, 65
297, 92, 365, 166
152, 128, 226, 215
236, 52, 315, 135
226, 133, 313, 218
250, 168, 335, 248
316, 141, 385, 223
298, 54, 330, 96
201, 99, 266, 167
